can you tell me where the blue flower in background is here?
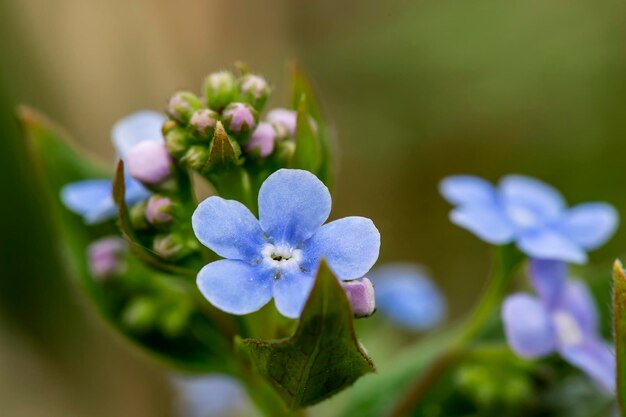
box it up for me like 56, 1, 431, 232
502, 259, 615, 393
440, 175, 618, 264
171, 374, 249, 417
369, 264, 446, 331
61, 111, 166, 224
192, 169, 381, 318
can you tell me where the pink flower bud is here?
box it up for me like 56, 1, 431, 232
245, 122, 276, 158
88, 237, 128, 280
126, 141, 173, 185
146, 195, 174, 225
223, 103, 257, 135
342, 277, 376, 318
267, 108, 296, 137
190, 109, 218, 137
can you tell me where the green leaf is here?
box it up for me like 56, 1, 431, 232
241, 262, 375, 409
613, 259, 626, 414
290, 95, 322, 173
18, 107, 231, 372
290, 63, 333, 186
112, 161, 196, 277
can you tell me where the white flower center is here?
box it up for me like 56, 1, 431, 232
552, 310, 584, 346
262, 244, 303, 275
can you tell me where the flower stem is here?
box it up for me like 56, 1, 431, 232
387, 245, 523, 417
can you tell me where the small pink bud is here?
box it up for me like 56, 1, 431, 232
126, 141, 173, 185
245, 122, 276, 158
146, 195, 174, 225
190, 109, 218, 137
223, 103, 257, 135
267, 108, 296, 137
88, 237, 128, 280
342, 277, 376, 318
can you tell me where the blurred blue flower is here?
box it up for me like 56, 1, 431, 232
440, 175, 618, 264
171, 374, 250, 417
502, 259, 614, 393
369, 264, 446, 331
61, 111, 166, 224
192, 169, 380, 318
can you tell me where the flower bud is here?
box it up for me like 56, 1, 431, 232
122, 296, 158, 333
245, 122, 276, 158
203, 70, 236, 110
153, 233, 191, 260
167, 91, 201, 123
189, 109, 219, 138
238, 74, 271, 111
342, 277, 376, 318
267, 108, 296, 137
146, 195, 174, 225
126, 140, 173, 185
165, 126, 189, 158
181, 145, 209, 171
87, 237, 128, 280
222, 103, 257, 140
129, 200, 149, 230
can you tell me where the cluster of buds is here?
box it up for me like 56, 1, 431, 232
162, 67, 308, 179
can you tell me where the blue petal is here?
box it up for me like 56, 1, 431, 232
529, 259, 566, 309
558, 280, 599, 336
303, 217, 380, 280
518, 228, 587, 264
192, 197, 266, 261
172, 375, 246, 417
449, 205, 516, 244
559, 339, 615, 393
60, 180, 118, 224
370, 264, 446, 331
258, 169, 331, 245
273, 268, 316, 319
111, 111, 166, 159
502, 294, 556, 358
196, 260, 272, 315
500, 175, 566, 228
562, 203, 619, 250
439, 175, 497, 207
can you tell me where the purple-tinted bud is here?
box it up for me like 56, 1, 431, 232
189, 109, 219, 138
87, 237, 128, 280
146, 195, 174, 225
126, 140, 173, 185
245, 122, 276, 158
167, 91, 201, 123
239, 74, 271, 110
223, 103, 257, 139
342, 277, 376, 318
204, 71, 237, 110
267, 108, 297, 137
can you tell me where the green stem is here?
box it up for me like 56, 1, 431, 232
387, 245, 523, 417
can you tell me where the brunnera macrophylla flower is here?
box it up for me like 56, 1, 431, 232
61, 111, 167, 224
440, 175, 619, 264
502, 259, 615, 393
342, 277, 376, 318
369, 264, 446, 331
171, 374, 249, 417
192, 169, 381, 318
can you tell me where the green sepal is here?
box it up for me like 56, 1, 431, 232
205, 121, 242, 173
240, 261, 375, 409
613, 259, 626, 414
289, 95, 322, 173
290, 63, 333, 187
112, 161, 196, 277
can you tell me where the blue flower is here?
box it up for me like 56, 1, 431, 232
192, 169, 381, 318
502, 259, 615, 393
171, 374, 248, 417
440, 175, 619, 263
61, 111, 166, 224
369, 263, 446, 331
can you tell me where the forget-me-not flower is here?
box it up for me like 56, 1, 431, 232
61, 111, 166, 224
171, 374, 250, 417
192, 169, 381, 318
369, 263, 446, 331
502, 259, 615, 393
440, 175, 618, 264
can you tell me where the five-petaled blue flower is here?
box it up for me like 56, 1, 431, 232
192, 169, 381, 318
440, 175, 618, 263
369, 263, 446, 331
502, 259, 615, 393
60, 111, 166, 224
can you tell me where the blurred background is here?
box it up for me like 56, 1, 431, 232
1, 0, 626, 415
